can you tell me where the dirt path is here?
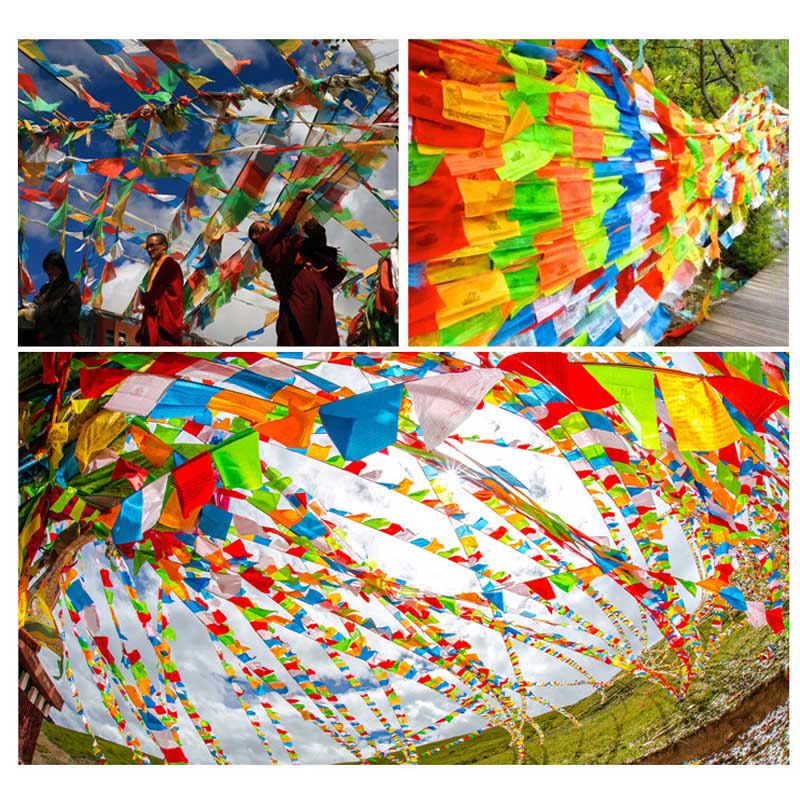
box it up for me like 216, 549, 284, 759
33, 734, 93, 765
635, 670, 789, 764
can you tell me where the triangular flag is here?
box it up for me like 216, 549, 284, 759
319, 384, 404, 461
499, 353, 616, 409
658, 372, 740, 452
585, 364, 660, 449
406, 368, 503, 449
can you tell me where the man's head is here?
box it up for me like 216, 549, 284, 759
145, 232, 168, 263
248, 220, 271, 243
302, 219, 326, 247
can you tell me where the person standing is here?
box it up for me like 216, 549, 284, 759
20, 250, 81, 346
249, 190, 344, 346
136, 233, 184, 346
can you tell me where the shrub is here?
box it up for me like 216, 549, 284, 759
722, 204, 783, 276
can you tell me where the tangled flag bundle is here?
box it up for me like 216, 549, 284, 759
18, 40, 398, 342
19, 351, 787, 763
409, 40, 788, 346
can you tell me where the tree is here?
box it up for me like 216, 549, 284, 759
614, 40, 788, 120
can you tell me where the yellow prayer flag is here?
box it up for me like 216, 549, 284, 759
457, 178, 515, 218
75, 409, 128, 472
306, 443, 332, 461
462, 212, 520, 247
441, 81, 509, 133
658, 372, 740, 452
435, 269, 510, 329
208, 388, 275, 423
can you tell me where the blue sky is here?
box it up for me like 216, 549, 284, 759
18, 39, 398, 338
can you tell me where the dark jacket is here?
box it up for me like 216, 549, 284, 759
32, 275, 81, 346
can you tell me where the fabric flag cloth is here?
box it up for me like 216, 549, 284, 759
104, 373, 174, 416
585, 364, 659, 449
406, 368, 503, 450
173, 452, 216, 516
18, 350, 789, 766
657, 372, 741, 451
111, 489, 144, 545
707, 376, 787, 430
212, 429, 263, 490
319, 384, 404, 461
18, 40, 398, 344
408, 39, 788, 347
499, 353, 616, 410
198, 504, 233, 540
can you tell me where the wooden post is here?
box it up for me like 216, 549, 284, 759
19, 629, 63, 764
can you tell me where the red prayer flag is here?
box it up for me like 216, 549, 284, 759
79, 367, 132, 398
88, 158, 127, 179
765, 606, 784, 634
498, 353, 617, 410
19, 72, 38, 97
111, 458, 149, 491
708, 376, 786, 429
173, 452, 215, 516
525, 576, 556, 601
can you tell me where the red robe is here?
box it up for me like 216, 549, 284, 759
256, 199, 340, 347
137, 256, 184, 345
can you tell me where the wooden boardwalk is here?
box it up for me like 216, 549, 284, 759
679, 249, 789, 347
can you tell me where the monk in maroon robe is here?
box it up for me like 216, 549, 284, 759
249, 190, 344, 347
136, 233, 184, 346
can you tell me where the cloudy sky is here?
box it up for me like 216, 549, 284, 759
31, 351, 743, 766
19, 39, 398, 344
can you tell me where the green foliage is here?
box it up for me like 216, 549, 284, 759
723, 205, 783, 276
613, 40, 788, 119
37, 719, 164, 765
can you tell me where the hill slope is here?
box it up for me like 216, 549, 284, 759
390, 624, 788, 765
34, 625, 787, 765
34, 720, 163, 765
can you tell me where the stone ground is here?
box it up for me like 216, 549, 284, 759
695, 700, 789, 764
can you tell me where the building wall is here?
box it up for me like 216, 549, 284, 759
18, 687, 45, 764
93, 315, 140, 347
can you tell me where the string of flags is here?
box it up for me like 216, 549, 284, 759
408, 40, 788, 346
19, 350, 788, 763
18, 40, 398, 342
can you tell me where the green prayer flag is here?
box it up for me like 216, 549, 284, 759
549, 572, 579, 593
408, 143, 443, 187
586, 365, 660, 449
46, 201, 67, 235
497, 139, 554, 182
212, 429, 263, 490
248, 490, 281, 514
219, 186, 260, 227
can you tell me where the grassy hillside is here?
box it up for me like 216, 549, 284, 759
34, 624, 786, 765
388, 623, 788, 765
34, 719, 164, 765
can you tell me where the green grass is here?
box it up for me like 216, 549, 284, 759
37, 719, 164, 765
37, 624, 785, 765
383, 624, 787, 765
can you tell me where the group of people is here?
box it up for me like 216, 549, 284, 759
19, 190, 347, 347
